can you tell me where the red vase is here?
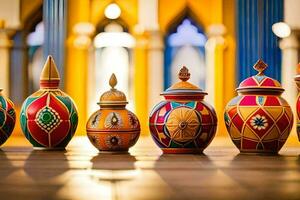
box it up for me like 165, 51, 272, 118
295, 66, 300, 141
224, 59, 293, 154
20, 56, 78, 149
0, 89, 16, 145
149, 66, 217, 154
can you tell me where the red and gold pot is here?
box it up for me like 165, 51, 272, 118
224, 59, 293, 154
86, 74, 140, 152
0, 89, 16, 145
149, 66, 217, 154
20, 56, 78, 149
294, 64, 300, 140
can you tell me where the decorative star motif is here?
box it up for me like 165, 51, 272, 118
35, 106, 62, 133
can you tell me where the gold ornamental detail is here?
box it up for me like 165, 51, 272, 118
253, 59, 268, 76
166, 107, 200, 142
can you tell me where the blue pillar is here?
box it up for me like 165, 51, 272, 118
236, 0, 283, 83
43, 0, 67, 87
10, 32, 28, 105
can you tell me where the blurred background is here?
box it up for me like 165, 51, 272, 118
0, 0, 299, 143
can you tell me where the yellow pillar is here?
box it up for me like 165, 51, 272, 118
206, 24, 228, 137
134, 32, 148, 135
214, 36, 226, 136
0, 21, 12, 97
65, 0, 90, 135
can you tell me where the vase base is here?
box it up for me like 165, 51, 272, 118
98, 149, 129, 154
239, 150, 279, 155
33, 147, 66, 151
161, 148, 204, 154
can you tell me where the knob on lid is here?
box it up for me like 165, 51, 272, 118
99, 73, 128, 106
161, 66, 207, 96
237, 59, 284, 93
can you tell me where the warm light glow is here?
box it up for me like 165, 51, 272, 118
94, 32, 135, 48
73, 22, 95, 35
104, 3, 121, 19
272, 22, 291, 38
73, 35, 92, 49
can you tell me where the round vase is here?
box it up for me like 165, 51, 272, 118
224, 60, 293, 154
149, 66, 217, 154
20, 56, 78, 150
295, 71, 300, 140
0, 89, 16, 145
86, 74, 140, 152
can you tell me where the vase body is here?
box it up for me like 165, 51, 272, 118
149, 99, 217, 154
86, 73, 140, 152
295, 75, 300, 140
20, 56, 78, 149
0, 90, 16, 145
87, 108, 140, 151
224, 59, 293, 153
224, 94, 293, 153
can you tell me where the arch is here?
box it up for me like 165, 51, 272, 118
164, 7, 206, 36
158, 0, 221, 34
90, 0, 137, 33
88, 21, 136, 114
164, 17, 207, 89
10, 5, 43, 105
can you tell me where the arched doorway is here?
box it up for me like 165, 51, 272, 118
10, 6, 42, 105
88, 20, 135, 115
27, 21, 44, 93
164, 18, 207, 89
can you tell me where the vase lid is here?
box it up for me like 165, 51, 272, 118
40, 55, 60, 89
237, 59, 284, 93
161, 66, 207, 97
98, 73, 128, 106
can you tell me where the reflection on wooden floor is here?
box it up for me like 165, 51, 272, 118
1, 136, 300, 200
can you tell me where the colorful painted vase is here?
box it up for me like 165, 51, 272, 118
224, 59, 293, 154
20, 56, 78, 150
0, 89, 16, 145
149, 66, 217, 154
294, 65, 300, 140
86, 74, 140, 152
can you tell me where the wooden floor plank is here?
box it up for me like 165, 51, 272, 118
0, 136, 299, 200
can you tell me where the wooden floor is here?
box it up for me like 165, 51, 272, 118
1, 136, 300, 200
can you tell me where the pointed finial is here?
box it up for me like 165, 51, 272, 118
109, 73, 117, 89
40, 55, 60, 88
253, 59, 268, 75
178, 66, 190, 81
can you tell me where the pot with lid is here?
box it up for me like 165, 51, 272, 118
224, 59, 293, 153
86, 74, 140, 152
149, 66, 217, 154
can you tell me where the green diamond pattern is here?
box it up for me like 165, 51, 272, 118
36, 106, 61, 133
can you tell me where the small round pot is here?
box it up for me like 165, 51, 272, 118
86, 74, 140, 152
224, 60, 293, 154
294, 71, 300, 140
0, 89, 16, 145
149, 66, 217, 154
